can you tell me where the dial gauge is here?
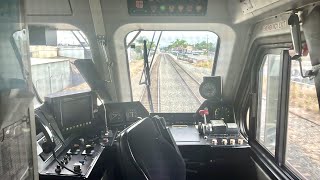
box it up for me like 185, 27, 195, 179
109, 112, 122, 123
199, 82, 217, 99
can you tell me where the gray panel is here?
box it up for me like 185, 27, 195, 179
241, 0, 280, 14
26, 0, 72, 16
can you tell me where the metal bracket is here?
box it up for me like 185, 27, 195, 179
292, 56, 318, 79
97, 35, 113, 83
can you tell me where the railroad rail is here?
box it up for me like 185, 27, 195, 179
140, 53, 204, 112
164, 54, 203, 104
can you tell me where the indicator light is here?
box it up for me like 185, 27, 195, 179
160, 5, 166, 11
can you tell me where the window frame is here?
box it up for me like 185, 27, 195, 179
283, 55, 320, 179
254, 49, 285, 157
250, 47, 299, 179
124, 30, 220, 102
29, 28, 92, 104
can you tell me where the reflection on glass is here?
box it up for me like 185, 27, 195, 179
257, 54, 281, 155
0, 0, 34, 179
30, 30, 91, 104
286, 55, 320, 180
0, 14, 26, 90
126, 31, 218, 112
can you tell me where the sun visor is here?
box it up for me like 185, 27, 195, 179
73, 59, 112, 101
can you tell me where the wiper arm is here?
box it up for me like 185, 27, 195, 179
143, 40, 154, 113
149, 31, 162, 68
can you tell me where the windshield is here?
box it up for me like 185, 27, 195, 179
126, 31, 218, 112
30, 29, 91, 106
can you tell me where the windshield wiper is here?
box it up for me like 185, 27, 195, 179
138, 32, 162, 113
143, 40, 154, 112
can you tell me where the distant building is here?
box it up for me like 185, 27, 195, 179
186, 45, 194, 53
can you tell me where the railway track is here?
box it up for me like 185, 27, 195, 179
140, 53, 204, 113
164, 54, 203, 104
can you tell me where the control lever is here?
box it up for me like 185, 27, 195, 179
198, 108, 209, 135
199, 109, 209, 124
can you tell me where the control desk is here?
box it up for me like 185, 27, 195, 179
151, 112, 252, 179
35, 90, 115, 180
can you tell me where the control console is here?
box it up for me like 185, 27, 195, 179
35, 90, 114, 179
40, 136, 105, 178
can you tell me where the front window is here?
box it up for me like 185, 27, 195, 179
126, 31, 218, 112
30, 29, 91, 105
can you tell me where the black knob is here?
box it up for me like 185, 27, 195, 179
74, 164, 81, 173
85, 144, 93, 154
55, 165, 61, 174
63, 157, 69, 164
66, 154, 72, 160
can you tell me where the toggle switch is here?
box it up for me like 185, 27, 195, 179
230, 139, 235, 145
238, 139, 244, 145
212, 139, 217, 145
221, 139, 228, 145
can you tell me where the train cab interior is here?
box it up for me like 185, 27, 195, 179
1, 0, 320, 179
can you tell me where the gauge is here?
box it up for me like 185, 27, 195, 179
126, 109, 138, 119
199, 81, 217, 99
214, 106, 233, 122
109, 112, 122, 123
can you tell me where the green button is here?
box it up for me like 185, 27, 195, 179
160, 5, 166, 11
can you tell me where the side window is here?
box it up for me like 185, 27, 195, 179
256, 54, 281, 155
30, 29, 91, 105
285, 55, 320, 179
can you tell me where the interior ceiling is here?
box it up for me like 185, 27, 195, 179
25, 0, 320, 103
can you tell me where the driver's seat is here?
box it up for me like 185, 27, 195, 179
116, 117, 186, 180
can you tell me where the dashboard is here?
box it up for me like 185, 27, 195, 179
33, 76, 239, 179
195, 100, 234, 123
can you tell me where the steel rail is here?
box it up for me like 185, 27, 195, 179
164, 54, 202, 104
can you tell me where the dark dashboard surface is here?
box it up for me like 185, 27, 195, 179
195, 100, 235, 123
169, 125, 248, 147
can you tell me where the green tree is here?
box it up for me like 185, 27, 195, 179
168, 39, 188, 50
194, 41, 216, 52
133, 36, 156, 58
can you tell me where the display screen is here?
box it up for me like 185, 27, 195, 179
60, 95, 92, 132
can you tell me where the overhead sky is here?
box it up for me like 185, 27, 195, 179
57, 30, 218, 47
127, 31, 218, 47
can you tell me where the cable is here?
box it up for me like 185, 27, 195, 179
97, 94, 108, 131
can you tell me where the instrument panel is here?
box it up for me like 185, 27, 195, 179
213, 105, 233, 122
103, 101, 149, 130
196, 101, 235, 123
127, 0, 208, 16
